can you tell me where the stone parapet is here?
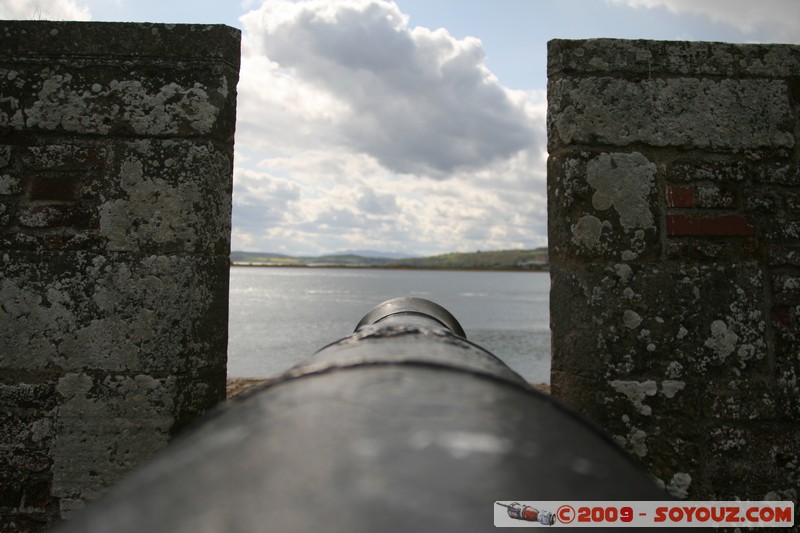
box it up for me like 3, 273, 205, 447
0, 22, 239, 531
548, 38, 799, 502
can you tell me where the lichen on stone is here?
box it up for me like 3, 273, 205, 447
586, 152, 656, 232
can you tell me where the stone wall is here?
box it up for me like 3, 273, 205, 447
548, 39, 799, 502
0, 22, 239, 530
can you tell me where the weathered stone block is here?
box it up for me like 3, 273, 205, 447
50, 373, 176, 512
773, 302, 800, 377
763, 218, 800, 242
773, 274, 800, 305
549, 38, 800, 502
745, 189, 782, 213
665, 158, 749, 183
171, 372, 228, 434
702, 425, 799, 501
0, 406, 55, 453
665, 239, 762, 262
0, 382, 57, 524
768, 246, 800, 267
0, 137, 232, 254
548, 39, 800, 79
0, 22, 240, 65
708, 382, 784, 422
1, 252, 228, 375
548, 77, 794, 151
693, 184, 737, 209
99, 139, 233, 255
0, 145, 10, 167
0, 23, 239, 141
551, 261, 771, 497
551, 262, 768, 383
786, 191, 800, 212
548, 151, 660, 262
0, 174, 21, 195
21, 145, 107, 172
16, 205, 92, 229
0, 21, 239, 530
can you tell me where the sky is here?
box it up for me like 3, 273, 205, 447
2, 1, 799, 256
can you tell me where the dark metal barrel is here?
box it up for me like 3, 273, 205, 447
56, 297, 667, 533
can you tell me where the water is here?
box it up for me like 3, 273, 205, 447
227, 267, 551, 383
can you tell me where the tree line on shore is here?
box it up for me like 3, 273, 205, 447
230, 248, 549, 271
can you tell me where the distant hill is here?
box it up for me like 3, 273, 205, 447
329, 249, 414, 259
392, 249, 548, 270
230, 248, 548, 271
229, 251, 304, 266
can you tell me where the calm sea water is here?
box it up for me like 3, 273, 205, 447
227, 267, 551, 383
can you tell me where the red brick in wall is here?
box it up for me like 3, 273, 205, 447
665, 186, 694, 208
666, 214, 756, 237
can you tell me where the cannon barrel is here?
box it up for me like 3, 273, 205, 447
56, 297, 667, 533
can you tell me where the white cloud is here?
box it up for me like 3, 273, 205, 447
240, 0, 537, 177
0, 0, 91, 20
234, 49, 348, 154
230, 139, 548, 255
230, 0, 546, 255
611, 0, 800, 43
233, 167, 301, 233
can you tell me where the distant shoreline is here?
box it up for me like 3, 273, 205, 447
230, 248, 549, 271
230, 263, 549, 272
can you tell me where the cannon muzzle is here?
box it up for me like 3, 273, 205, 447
55, 297, 666, 533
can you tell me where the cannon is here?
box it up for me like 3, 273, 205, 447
56, 297, 667, 532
